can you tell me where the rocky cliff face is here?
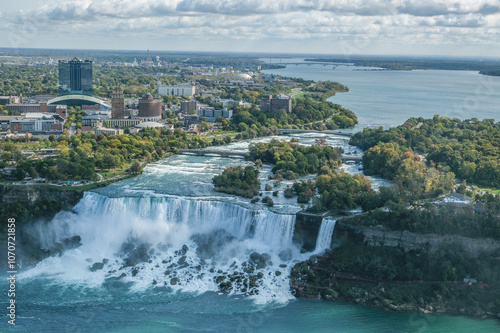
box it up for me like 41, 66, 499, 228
0, 184, 83, 205
334, 221, 500, 258
292, 212, 325, 252
0, 184, 84, 268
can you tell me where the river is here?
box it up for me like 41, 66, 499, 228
2, 64, 499, 332
263, 58, 500, 130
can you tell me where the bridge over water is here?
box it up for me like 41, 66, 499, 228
342, 155, 363, 162
177, 149, 362, 162
178, 149, 247, 158
278, 129, 354, 137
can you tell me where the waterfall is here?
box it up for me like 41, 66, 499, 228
314, 218, 337, 253
67, 192, 296, 247
20, 192, 299, 303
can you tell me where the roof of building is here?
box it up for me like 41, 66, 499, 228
83, 115, 110, 120
95, 126, 121, 132
24, 113, 56, 119
235, 73, 253, 80
448, 192, 473, 202
434, 192, 474, 207
135, 122, 164, 128
0, 116, 25, 121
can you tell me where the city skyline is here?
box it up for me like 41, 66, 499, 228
1, 0, 499, 57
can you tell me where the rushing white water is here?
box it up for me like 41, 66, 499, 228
314, 218, 337, 253
21, 192, 300, 304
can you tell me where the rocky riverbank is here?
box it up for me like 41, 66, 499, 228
290, 219, 500, 320
291, 258, 500, 320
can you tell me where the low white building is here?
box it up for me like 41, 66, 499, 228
158, 82, 196, 96
95, 127, 123, 135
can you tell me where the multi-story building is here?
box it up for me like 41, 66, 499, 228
82, 104, 100, 111
158, 82, 195, 96
5, 103, 67, 115
95, 127, 123, 135
111, 86, 125, 119
82, 114, 110, 128
211, 98, 252, 108
105, 119, 142, 129
0, 96, 22, 105
181, 101, 197, 115
183, 115, 200, 127
260, 94, 292, 113
10, 118, 59, 132
197, 108, 233, 123
137, 94, 162, 121
58, 57, 93, 96
0, 116, 24, 131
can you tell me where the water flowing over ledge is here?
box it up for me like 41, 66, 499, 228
21, 192, 317, 304
315, 218, 337, 253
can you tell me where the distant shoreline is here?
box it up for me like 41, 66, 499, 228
304, 58, 499, 72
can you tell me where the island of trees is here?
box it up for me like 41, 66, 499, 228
213, 139, 374, 214
212, 166, 260, 198
351, 116, 500, 188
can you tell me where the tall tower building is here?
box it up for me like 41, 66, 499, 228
111, 86, 125, 119
138, 93, 162, 121
58, 57, 93, 96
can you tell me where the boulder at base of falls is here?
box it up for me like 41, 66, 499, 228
249, 252, 273, 269
90, 262, 104, 272
278, 249, 293, 261
192, 229, 235, 260
121, 242, 151, 267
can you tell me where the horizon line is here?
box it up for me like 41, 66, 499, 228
0, 47, 497, 61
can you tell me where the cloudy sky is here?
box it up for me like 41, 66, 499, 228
1, 0, 500, 56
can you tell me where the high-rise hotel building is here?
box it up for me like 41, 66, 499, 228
58, 57, 93, 96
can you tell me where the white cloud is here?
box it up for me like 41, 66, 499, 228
1, 0, 499, 55
9, 0, 500, 21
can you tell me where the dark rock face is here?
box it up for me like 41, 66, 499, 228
63, 235, 82, 250
292, 212, 324, 252
121, 242, 151, 267
0, 185, 85, 268
0, 184, 83, 204
47, 235, 82, 256
191, 229, 235, 260
90, 262, 105, 272
278, 249, 293, 261
249, 252, 273, 269
334, 221, 500, 258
